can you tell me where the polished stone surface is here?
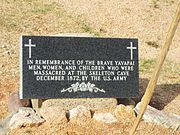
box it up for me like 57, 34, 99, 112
20, 36, 139, 99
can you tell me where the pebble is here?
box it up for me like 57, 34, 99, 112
69, 105, 91, 121
93, 112, 117, 124
0, 113, 15, 135
0, 126, 7, 135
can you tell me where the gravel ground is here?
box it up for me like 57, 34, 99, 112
0, 0, 179, 134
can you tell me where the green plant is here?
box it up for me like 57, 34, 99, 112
25, 129, 32, 134
31, 3, 56, 14
140, 59, 156, 73
81, 23, 100, 36
145, 41, 159, 48
150, 0, 159, 8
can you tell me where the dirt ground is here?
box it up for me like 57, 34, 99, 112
0, 0, 180, 134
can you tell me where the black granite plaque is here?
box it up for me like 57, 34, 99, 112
20, 36, 139, 99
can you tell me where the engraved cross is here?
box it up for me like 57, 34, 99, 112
126, 42, 137, 60
24, 39, 36, 59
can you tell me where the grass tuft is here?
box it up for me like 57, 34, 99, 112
145, 41, 159, 48
25, 129, 32, 134
31, 3, 55, 14
81, 24, 100, 36
150, 0, 159, 8
140, 59, 156, 73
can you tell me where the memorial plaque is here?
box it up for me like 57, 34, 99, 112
20, 36, 139, 99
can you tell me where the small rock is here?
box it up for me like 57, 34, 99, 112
117, 98, 136, 107
40, 106, 67, 124
69, 105, 91, 121
0, 113, 15, 135
8, 91, 31, 113
9, 107, 45, 130
135, 102, 180, 131
93, 112, 117, 124
114, 104, 135, 122
1, 113, 15, 128
0, 124, 7, 135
